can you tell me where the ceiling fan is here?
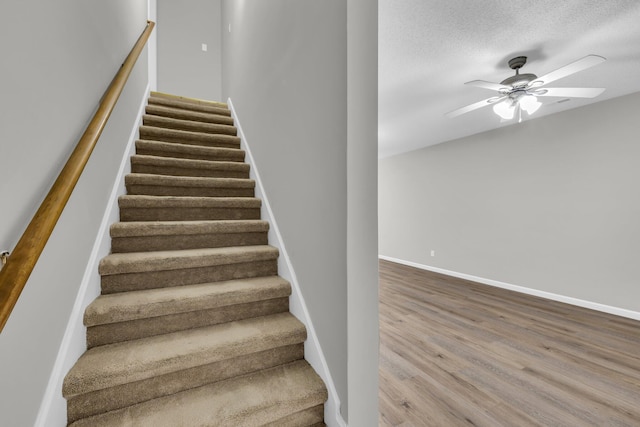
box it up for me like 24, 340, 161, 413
445, 55, 606, 122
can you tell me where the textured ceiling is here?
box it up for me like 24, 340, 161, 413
379, 0, 640, 158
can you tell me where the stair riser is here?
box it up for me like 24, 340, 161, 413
87, 297, 289, 348
131, 163, 250, 179
136, 141, 245, 163
143, 115, 238, 136
136, 148, 244, 163
145, 105, 235, 126
139, 126, 240, 149
119, 206, 261, 222
148, 96, 231, 116
125, 184, 254, 198
101, 260, 278, 294
264, 405, 325, 427
67, 344, 304, 423
111, 232, 268, 253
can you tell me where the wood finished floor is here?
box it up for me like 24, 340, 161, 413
379, 259, 640, 427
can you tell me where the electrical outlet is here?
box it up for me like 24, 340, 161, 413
430, 250, 435, 257
201, 43, 208, 52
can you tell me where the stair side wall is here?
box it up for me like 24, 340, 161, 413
0, 3, 151, 424
229, 100, 345, 426
36, 89, 151, 427
221, 2, 349, 423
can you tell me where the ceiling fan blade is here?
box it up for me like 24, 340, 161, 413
528, 55, 606, 87
534, 87, 605, 98
465, 80, 510, 92
445, 96, 506, 118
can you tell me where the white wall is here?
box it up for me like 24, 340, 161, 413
0, 1, 149, 425
379, 92, 640, 314
157, 0, 222, 100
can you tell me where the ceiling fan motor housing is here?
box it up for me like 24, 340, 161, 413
500, 56, 538, 87
501, 73, 537, 87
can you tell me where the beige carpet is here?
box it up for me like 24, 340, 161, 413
63, 92, 327, 426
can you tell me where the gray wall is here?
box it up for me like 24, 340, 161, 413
157, 0, 222, 100
347, 0, 379, 425
379, 92, 640, 313
0, 1, 149, 425
221, 0, 349, 416
222, 0, 380, 421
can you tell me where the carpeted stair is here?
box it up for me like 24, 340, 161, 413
63, 92, 327, 426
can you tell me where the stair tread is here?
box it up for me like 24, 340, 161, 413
68, 360, 326, 427
150, 91, 228, 109
99, 245, 278, 276
110, 219, 269, 237
140, 125, 240, 146
119, 195, 261, 208
136, 140, 245, 160
85, 276, 290, 326
145, 104, 235, 125
143, 115, 237, 136
125, 173, 255, 188
131, 155, 249, 171
147, 96, 231, 117
63, 312, 305, 397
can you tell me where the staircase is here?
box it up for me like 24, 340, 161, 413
62, 92, 327, 426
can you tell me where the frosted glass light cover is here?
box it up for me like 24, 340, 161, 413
493, 100, 515, 119
520, 95, 541, 114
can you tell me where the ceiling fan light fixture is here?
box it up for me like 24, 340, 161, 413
492, 99, 515, 120
446, 55, 606, 121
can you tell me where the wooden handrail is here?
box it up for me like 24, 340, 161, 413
0, 21, 155, 332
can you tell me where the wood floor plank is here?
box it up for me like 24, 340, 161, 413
379, 260, 640, 426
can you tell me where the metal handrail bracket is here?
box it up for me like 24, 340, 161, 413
0, 251, 9, 268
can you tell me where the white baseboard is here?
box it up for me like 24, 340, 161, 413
379, 255, 640, 322
228, 98, 347, 427
34, 85, 150, 427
